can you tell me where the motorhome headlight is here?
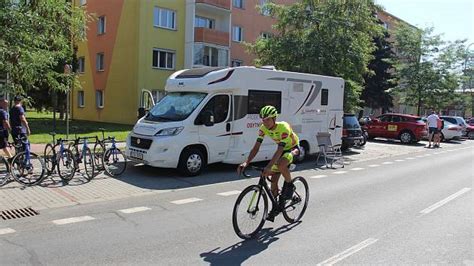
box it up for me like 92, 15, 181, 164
155, 126, 184, 136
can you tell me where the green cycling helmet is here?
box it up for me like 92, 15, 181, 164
259, 105, 278, 119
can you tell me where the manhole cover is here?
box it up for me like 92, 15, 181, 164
1, 207, 39, 220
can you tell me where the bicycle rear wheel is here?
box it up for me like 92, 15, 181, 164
282, 176, 309, 223
10, 152, 46, 186
43, 143, 56, 176
103, 148, 127, 177
57, 149, 76, 182
232, 185, 268, 239
0, 156, 10, 186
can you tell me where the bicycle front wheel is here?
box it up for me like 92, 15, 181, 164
57, 149, 76, 182
43, 143, 56, 176
93, 142, 105, 171
0, 156, 10, 186
10, 152, 46, 186
82, 147, 95, 181
232, 185, 268, 240
282, 176, 309, 223
103, 148, 127, 177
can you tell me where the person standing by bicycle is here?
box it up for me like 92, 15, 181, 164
237, 105, 300, 222
0, 99, 13, 159
9, 95, 31, 145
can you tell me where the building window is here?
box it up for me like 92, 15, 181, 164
152, 49, 175, 70
248, 90, 281, 114
96, 90, 104, 108
78, 57, 85, 73
260, 32, 272, 39
80, 0, 86, 5
383, 22, 389, 30
195, 16, 214, 29
98, 16, 106, 34
232, 26, 243, 42
151, 90, 166, 103
231, 59, 242, 67
96, 53, 104, 71
233, 0, 244, 9
193, 44, 229, 67
321, 89, 328, 106
259, 0, 271, 16
153, 7, 176, 30
78, 91, 85, 107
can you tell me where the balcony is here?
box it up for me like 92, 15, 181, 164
196, 0, 230, 10
194, 27, 229, 47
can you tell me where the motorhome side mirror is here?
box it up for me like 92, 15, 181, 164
201, 110, 215, 127
137, 107, 147, 119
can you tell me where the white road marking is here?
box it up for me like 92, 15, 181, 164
333, 171, 347, 174
119, 207, 151, 214
433, 152, 441, 155
368, 164, 380, 168
395, 159, 405, 162
350, 168, 364, 171
415, 155, 423, 158
382, 162, 393, 165
171, 197, 203, 205
420, 188, 471, 214
310, 175, 327, 179
0, 228, 16, 235
217, 190, 241, 196
52, 216, 95, 225
406, 157, 415, 160
317, 238, 379, 265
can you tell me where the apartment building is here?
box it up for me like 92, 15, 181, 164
72, 0, 293, 124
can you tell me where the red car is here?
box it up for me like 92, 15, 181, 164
366, 113, 428, 144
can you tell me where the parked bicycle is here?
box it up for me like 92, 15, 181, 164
69, 135, 95, 181
0, 155, 11, 187
43, 132, 76, 182
101, 135, 126, 177
232, 165, 309, 239
9, 135, 46, 186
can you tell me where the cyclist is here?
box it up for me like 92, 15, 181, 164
237, 105, 300, 222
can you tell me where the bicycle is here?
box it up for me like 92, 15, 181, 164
232, 165, 309, 239
9, 135, 46, 186
92, 128, 109, 172
43, 132, 76, 182
69, 136, 95, 181
101, 136, 126, 177
0, 155, 11, 187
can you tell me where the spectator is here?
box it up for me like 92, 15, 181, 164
9, 95, 31, 145
426, 111, 439, 148
0, 99, 13, 158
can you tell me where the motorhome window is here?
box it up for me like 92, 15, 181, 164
248, 90, 281, 114
197, 95, 229, 124
146, 92, 207, 122
321, 89, 328, 106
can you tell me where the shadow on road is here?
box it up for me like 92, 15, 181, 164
199, 222, 301, 265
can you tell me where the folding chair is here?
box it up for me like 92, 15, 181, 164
316, 132, 344, 168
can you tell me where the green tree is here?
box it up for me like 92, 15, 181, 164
393, 24, 467, 115
0, 0, 88, 111
250, 0, 382, 112
361, 24, 396, 112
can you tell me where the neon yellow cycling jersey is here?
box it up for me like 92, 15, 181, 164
256, 121, 299, 151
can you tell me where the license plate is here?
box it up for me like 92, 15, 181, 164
130, 150, 143, 160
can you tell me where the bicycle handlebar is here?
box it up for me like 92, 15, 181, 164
241, 165, 265, 178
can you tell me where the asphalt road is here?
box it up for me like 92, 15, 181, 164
1, 142, 472, 265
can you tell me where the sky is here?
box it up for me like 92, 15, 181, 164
376, 0, 474, 46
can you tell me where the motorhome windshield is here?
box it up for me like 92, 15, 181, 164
145, 92, 207, 122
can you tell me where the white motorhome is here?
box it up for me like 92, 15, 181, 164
126, 66, 344, 176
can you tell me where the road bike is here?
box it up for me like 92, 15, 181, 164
9, 135, 46, 186
102, 136, 126, 177
232, 165, 309, 239
43, 132, 76, 182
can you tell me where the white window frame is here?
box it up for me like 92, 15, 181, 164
195, 16, 215, 29
96, 53, 104, 71
96, 90, 104, 108
153, 7, 176, 30
260, 32, 272, 39
78, 91, 85, 108
152, 49, 175, 70
259, 0, 271, 16
233, 0, 244, 9
232, 26, 243, 42
231, 59, 243, 67
78, 57, 85, 73
98, 16, 106, 35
